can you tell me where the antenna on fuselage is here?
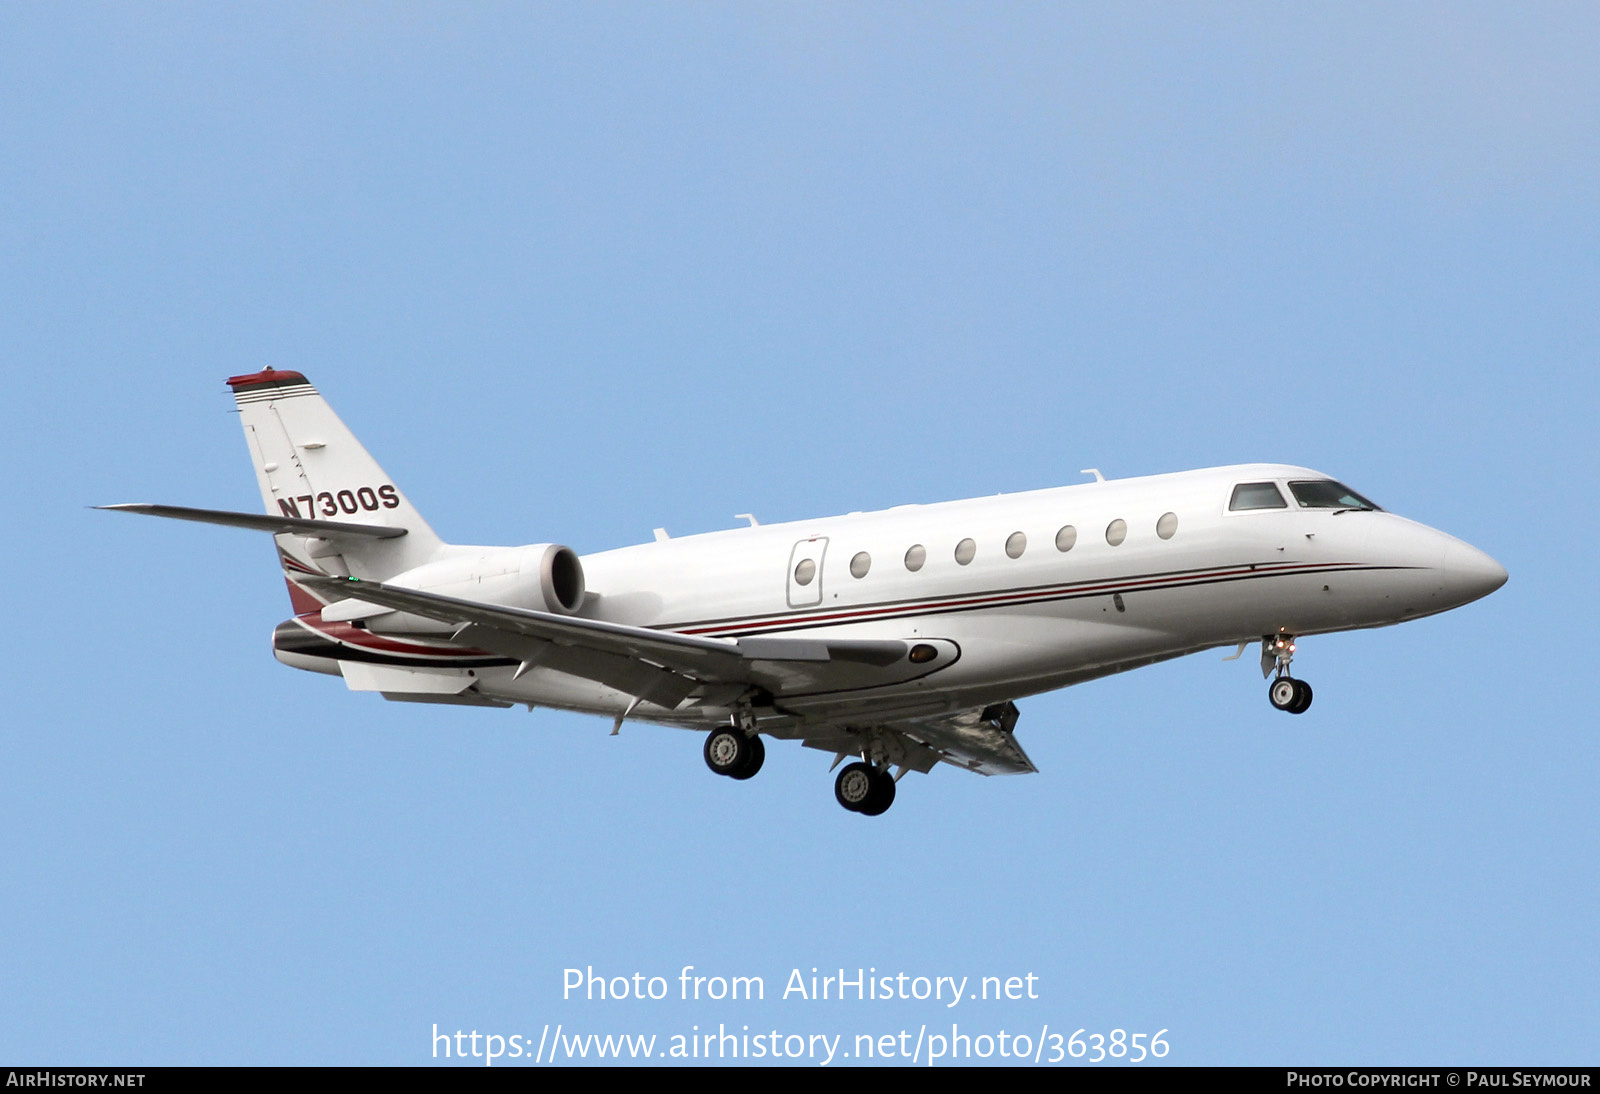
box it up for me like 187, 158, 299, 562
1080, 468, 1106, 482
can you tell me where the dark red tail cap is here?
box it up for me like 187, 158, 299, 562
226, 368, 310, 391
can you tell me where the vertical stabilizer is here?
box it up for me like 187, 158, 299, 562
226, 369, 447, 582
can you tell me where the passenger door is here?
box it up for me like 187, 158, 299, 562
786, 536, 828, 609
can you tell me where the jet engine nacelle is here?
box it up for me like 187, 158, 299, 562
322, 543, 585, 634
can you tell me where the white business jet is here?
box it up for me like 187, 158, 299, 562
104, 370, 1506, 815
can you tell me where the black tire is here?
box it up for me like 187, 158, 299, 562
1269, 677, 1300, 712
704, 727, 752, 776
857, 768, 896, 816
728, 734, 765, 780
834, 762, 876, 812
1288, 679, 1313, 714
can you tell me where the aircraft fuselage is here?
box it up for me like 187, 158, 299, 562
306, 462, 1503, 730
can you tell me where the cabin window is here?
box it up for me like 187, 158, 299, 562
794, 558, 816, 586
850, 551, 871, 578
1055, 525, 1077, 552
1287, 480, 1382, 511
954, 538, 977, 565
1006, 531, 1027, 559
1106, 519, 1127, 546
1157, 512, 1178, 539
905, 544, 926, 572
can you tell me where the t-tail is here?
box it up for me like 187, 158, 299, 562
101, 369, 452, 610
105, 371, 591, 681
225, 369, 445, 580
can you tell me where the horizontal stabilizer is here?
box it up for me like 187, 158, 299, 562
97, 503, 408, 539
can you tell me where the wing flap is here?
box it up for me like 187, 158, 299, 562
897, 702, 1037, 775
786, 701, 1034, 778
789, 702, 1036, 777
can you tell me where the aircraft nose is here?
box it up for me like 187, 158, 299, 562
1441, 541, 1508, 606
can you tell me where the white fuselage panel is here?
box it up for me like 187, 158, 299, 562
470, 464, 1501, 724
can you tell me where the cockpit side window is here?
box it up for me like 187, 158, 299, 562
1287, 480, 1382, 511
1229, 482, 1288, 511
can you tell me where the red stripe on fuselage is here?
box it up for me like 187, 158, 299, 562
284, 578, 324, 615
676, 560, 1373, 637
277, 553, 322, 576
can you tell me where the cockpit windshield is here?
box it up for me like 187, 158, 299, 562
1229, 482, 1288, 510
1287, 480, 1382, 511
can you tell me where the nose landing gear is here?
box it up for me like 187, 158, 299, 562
1263, 634, 1313, 714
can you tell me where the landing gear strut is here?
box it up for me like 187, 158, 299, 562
834, 761, 896, 816
1263, 634, 1313, 714
704, 725, 765, 780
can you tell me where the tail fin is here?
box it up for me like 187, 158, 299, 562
227, 369, 447, 581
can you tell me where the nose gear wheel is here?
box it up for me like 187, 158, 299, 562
1268, 676, 1313, 714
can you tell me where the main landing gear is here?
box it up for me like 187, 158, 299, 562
703, 725, 765, 780
1264, 634, 1313, 714
834, 761, 896, 816
702, 704, 902, 815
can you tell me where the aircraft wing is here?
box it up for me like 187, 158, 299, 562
298, 576, 911, 709
298, 578, 1034, 775
789, 701, 1038, 777
891, 703, 1037, 775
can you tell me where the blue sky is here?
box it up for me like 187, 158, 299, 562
3, 3, 1596, 1066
